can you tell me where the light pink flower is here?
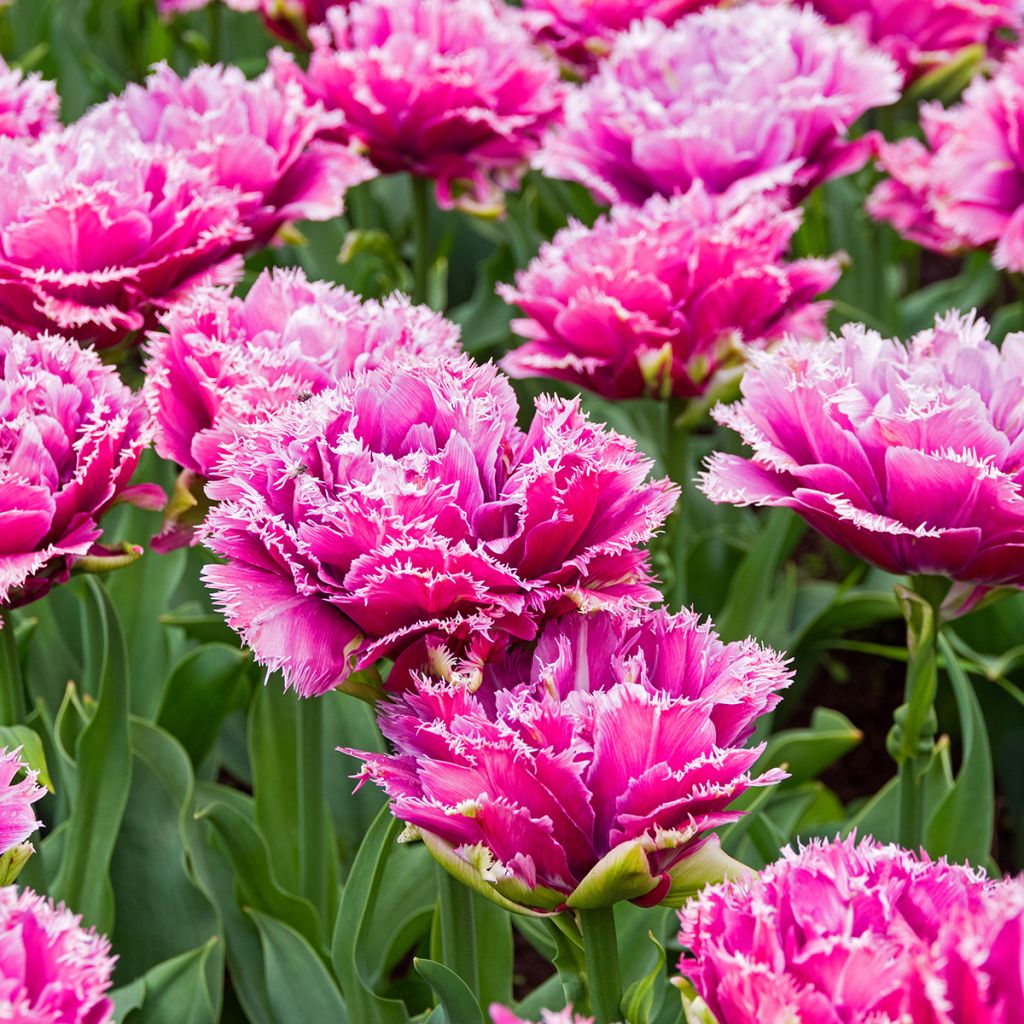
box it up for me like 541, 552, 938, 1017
348, 608, 789, 912
870, 51, 1024, 271
86, 62, 375, 246
0, 749, 43, 857
806, 0, 1020, 80
0, 122, 247, 348
537, 5, 901, 207
0, 57, 58, 140
158, 0, 213, 12
273, 0, 566, 209
491, 1008, 593, 1024
701, 311, 1024, 603
201, 355, 678, 697
0, 327, 160, 612
521, 0, 710, 74
500, 186, 841, 401
0, 886, 115, 1023
677, 836, 994, 1024
910, 877, 1024, 1023
145, 268, 461, 479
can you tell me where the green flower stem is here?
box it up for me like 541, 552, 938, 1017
410, 174, 432, 307
664, 397, 691, 611
0, 612, 26, 726
296, 695, 330, 921
891, 577, 944, 848
578, 906, 623, 1024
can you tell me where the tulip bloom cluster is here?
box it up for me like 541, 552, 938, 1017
349, 609, 790, 913
701, 312, 1024, 604
274, 0, 566, 208
870, 51, 1024, 271
0, 327, 157, 613
538, 5, 901, 207
86, 62, 376, 246
678, 836, 1018, 1024
145, 267, 461, 480
500, 186, 841, 401
0, 56, 58, 140
0, 886, 116, 1024
201, 355, 678, 696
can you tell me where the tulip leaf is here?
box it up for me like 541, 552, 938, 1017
49, 578, 132, 933
250, 910, 347, 1024
924, 635, 994, 864
757, 707, 862, 785
0, 724, 52, 791
114, 938, 223, 1024
415, 958, 485, 1024
621, 931, 667, 1024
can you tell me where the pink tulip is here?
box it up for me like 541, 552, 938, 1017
491, 1008, 593, 1024
0, 749, 43, 857
347, 608, 789, 912
500, 185, 841, 401
537, 5, 901, 207
273, 0, 566, 209
701, 311, 1024, 607
0, 56, 58, 140
200, 355, 678, 696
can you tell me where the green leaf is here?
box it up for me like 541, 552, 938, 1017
757, 707, 863, 785
925, 635, 994, 864
249, 910, 347, 1024
332, 807, 413, 1024
0, 724, 53, 791
415, 959, 485, 1024
116, 939, 223, 1024
621, 932, 667, 1024
49, 578, 132, 932
156, 644, 250, 768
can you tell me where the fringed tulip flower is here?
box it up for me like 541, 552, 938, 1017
870, 52, 1024, 271
521, 0, 708, 74
700, 311, 1024, 609
537, 5, 901, 207
0, 57, 58, 139
86, 63, 375, 246
0, 749, 43, 857
806, 0, 1019, 80
201, 355, 678, 696
491, 1009, 593, 1024
0, 122, 247, 347
0, 886, 115, 1024
348, 609, 790, 913
273, 0, 566, 209
0, 327, 161, 613
145, 268, 461, 479
499, 186, 842, 401
677, 836, 993, 1024
910, 877, 1024, 1023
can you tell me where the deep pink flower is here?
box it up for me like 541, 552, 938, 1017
700, 311, 1024, 604
0, 122, 247, 348
231, 0, 340, 46
537, 5, 901, 207
0, 886, 115, 1024
0, 327, 160, 612
870, 51, 1024, 271
273, 0, 566, 209
348, 608, 789, 912
201, 355, 677, 697
499, 186, 841, 401
85, 62, 375, 246
0, 749, 43, 857
521, 0, 710, 74
491, 1008, 593, 1024
677, 836, 993, 1024
806, 0, 1020, 80
145, 267, 461, 479
0, 57, 58, 140
909, 877, 1024, 1023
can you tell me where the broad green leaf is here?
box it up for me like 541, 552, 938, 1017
416, 959, 485, 1024
924, 635, 994, 864
117, 939, 223, 1024
757, 707, 863, 785
250, 910, 347, 1024
49, 579, 132, 933
621, 932, 667, 1024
